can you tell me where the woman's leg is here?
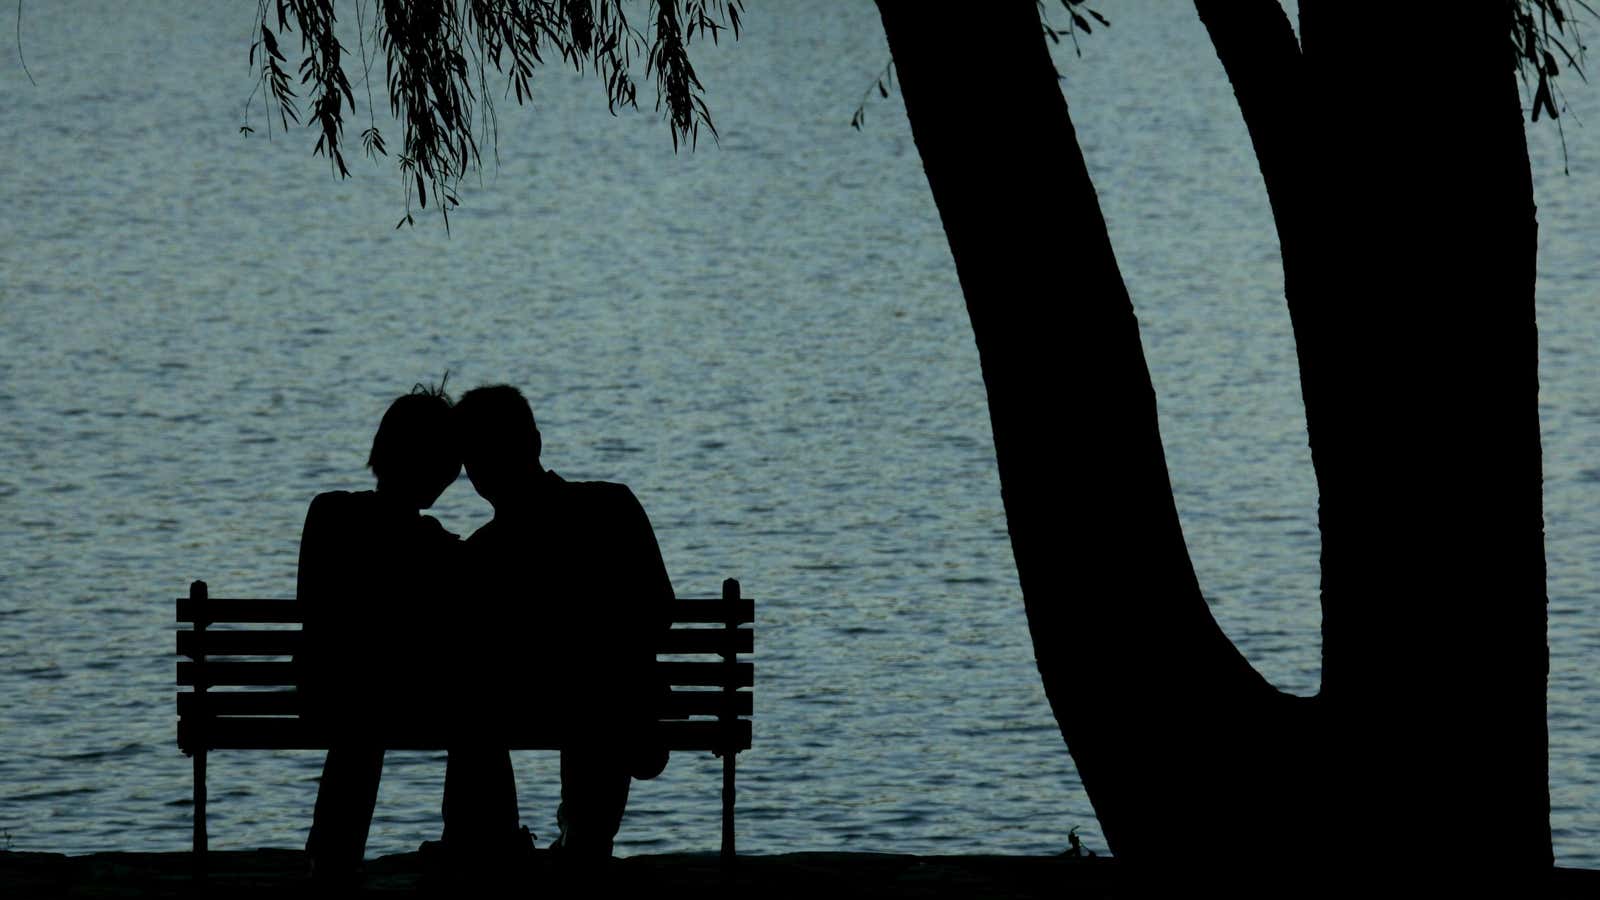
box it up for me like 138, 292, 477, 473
307, 746, 385, 872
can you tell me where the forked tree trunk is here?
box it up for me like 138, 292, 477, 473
878, 0, 1549, 891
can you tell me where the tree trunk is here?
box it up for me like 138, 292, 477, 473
879, 0, 1549, 890
1197, 1, 1552, 883
1295, 2, 1551, 880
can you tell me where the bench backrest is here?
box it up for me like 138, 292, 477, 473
176, 579, 752, 754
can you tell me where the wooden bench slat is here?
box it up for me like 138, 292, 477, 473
177, 691, 301, 717
660, 690, 753, 719
177, 627, 751, 660
657, 627, 752, 655
657, 661, 753, 688
180, 660, 754, 689
181, 597, 752, 625
177, 598, 302, 624
178, 661, 294, 686
177, 688, 752, 720
181, 717, 752, 753
178, 630, 303, 658
665, 598, 754, 624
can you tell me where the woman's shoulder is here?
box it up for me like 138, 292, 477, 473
303, 490, 384, 528
308, 488, 372, 507
305, 490, 456, 546
304, 490, 395, 531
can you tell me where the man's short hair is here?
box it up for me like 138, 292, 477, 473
454, 384, 542, 462
367, 382, 455, 482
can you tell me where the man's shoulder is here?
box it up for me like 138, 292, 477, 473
556, 477, 647, 524
559, 477, 638, 503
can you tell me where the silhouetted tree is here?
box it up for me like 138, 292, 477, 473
256, 0, 1586, 891
878, 0, 1581, 892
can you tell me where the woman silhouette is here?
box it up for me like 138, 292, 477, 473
296, 382, 461, 883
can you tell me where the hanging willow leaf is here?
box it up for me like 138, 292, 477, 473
245, 1, 744, 228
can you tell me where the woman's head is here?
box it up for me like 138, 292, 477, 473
367, 381, 460, 509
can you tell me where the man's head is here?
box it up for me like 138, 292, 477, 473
368, 383, 460, 510
453, 384, 543, 506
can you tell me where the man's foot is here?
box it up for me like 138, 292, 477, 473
421, 826, 537, 885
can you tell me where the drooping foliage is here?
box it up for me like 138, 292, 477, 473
1513, 0, 1592, 119
1512, 0, 1593, 169
244, 0, 742, 226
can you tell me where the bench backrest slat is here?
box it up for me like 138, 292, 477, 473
658, 660, 754, 688
179, 597, 752, 625
177, 625, 753, 659
657, 627, 753, 655
183, 717, 752, 753
178, 630, 302, 657
178, 658, 755, 689
177, 597, 300, 623
176, 687, 754, 720
177, 660, 291, 686
664, 598, 753, 624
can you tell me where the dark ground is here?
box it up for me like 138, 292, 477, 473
3, 849, 1599, 899
3, 848, 1109, 899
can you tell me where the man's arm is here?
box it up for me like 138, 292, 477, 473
613, 483, 673, 779
617, 484, 674, 618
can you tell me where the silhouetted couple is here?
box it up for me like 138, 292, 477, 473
295, 383, 672, 882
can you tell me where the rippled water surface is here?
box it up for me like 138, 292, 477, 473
2, 1, 1597, 865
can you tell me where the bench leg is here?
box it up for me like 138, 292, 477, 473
721, 753, 735, 863
193, 749, 208, 874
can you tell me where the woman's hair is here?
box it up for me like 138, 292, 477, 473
367, 376, 455, 482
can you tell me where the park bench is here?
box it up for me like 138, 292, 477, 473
176, 578, 753, 864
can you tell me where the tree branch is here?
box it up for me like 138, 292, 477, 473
1193, 0, 1304, 250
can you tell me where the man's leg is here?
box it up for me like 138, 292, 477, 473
556, 746, 630, 859
307, 746, 384, 873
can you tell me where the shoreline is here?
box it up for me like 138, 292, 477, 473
1, 848, 1115, 898
4, 849, 1598, 898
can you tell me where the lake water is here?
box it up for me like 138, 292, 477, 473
2, 1, 1596, 866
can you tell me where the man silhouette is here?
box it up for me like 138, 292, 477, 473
444, 384, 672, 860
